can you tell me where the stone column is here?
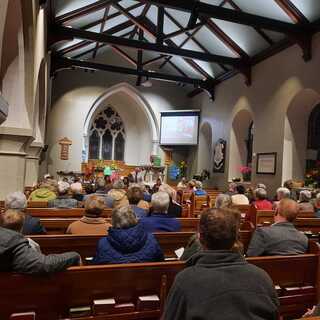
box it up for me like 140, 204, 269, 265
25, 144, 42, 187
0, 133, 30, 199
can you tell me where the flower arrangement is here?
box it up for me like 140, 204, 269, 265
240, 166, 251, 182
240, 166, 252, 174
178, 160, 187, 178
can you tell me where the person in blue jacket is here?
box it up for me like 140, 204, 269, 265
140, 191, 181, 232
93, 206, 164, 264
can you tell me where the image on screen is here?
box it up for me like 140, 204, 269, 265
160, 113, 199, 145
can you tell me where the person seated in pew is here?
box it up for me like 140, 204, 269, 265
273, 187, 290, 209
214, 194, 232, 209
314, 193, 320, 218
108, 180, 129, 209
152, 178, 162, 194
247, 199, 308, 257
83, 178, 113, 208
231, 185, 249, 205
5, 191, 46, 235
0, 226, 81, 274
135, 183, 151, 209
164, 208, 279, 320
140, 192, 181, 232
253, 188, 273, 210
159, 184, 182, 218
28, 182, 57, 202
127, 186, 147, 218
93, 206, 164, 264
48, 182, 78, 209
70, 180, 84, 202
177, 177, 188, 190
0, 209, 40, 252
194, 181, 207, 196
298, 190, 314, 213
66, 196, 111, 235
180, 208, 243, 261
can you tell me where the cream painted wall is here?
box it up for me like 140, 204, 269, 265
46, 69, 191, 176
192, 33, 320, 194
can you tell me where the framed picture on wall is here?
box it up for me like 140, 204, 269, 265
213, 139, 226, 173
256, 153, 277, 175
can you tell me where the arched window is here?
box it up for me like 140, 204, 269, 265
88, 106, 126, 160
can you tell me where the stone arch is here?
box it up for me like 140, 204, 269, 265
83, 83, 160, 164
197, 121, 213, 173
228, 108, 254, 181
282, 88, 320, 183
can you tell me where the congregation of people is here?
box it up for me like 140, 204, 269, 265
1, 175, 320, 319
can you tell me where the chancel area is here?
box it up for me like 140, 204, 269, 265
2, 0, 320, 319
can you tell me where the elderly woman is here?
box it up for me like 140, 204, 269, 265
215, 194, 232, 209
298, 190, 314, 212
93, 206, 164, 264
253, 188, 273, 210
5, 191, 46, 235
141, 191, 181, 232
159, 184, 182, 217
48, 181, 78, 208
273, 187, 291, 209
66, 196, 111, 234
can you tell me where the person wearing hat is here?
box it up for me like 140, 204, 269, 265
48, 181, 78, 208
5, 191, 46, 235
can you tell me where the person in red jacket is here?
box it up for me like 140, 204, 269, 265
253, 188, 273, 210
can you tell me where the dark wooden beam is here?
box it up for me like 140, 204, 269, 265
137, 0, 312, 34
92, 5, 110, 59
187, 0, 199, 29
80, 3, 143, 30
56, 0, 117, 24
54, 25, 245, 67
136, 28, 144, 86
157, 6, 164, 44
58, 20, 134, 55
163, 21, 204, 40
143, 55, 167, 66
274, 0, 309, 24
52, 56, 206, 87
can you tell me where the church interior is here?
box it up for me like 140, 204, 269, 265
2, 0, 320, 319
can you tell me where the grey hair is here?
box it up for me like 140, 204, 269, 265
299, 190, 312, 202
113, 180, 125, 189
316, 193, 320, 200
276, 187, 290, 200
195, 181, 203, 189
96, 178, 106, 190
112, 205, 138, 229
159, 184, 176, 200
5, 192, 27, 210
255, 188, 267, 200
215, 194, 232, 209
151, 191, 170, 213
256, 183, 267, 190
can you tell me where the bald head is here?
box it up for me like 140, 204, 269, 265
277, 198, 299, 222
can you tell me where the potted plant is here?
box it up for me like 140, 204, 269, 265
240, 166, 252, 182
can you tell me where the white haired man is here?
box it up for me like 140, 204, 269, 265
140, 191, 181, 232
48, 181, 78, 208
5, 191, 46, 235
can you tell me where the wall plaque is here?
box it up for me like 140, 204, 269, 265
59, 137, 72, 160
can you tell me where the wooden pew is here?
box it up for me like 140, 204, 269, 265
1, 245, 319, 320
26, 208, 113, 218
39, 217, 201, 234
30, 227, 253, 259
295, 218, 320, 233
247, 241, 320, 319
30, 232, 196, 259
190, 194, 209, 217
0, 261, 185, 320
